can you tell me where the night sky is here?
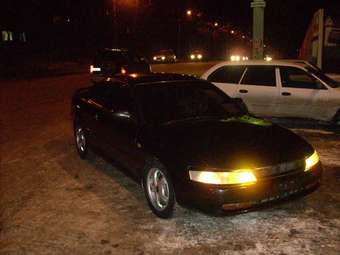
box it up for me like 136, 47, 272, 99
1, 0, 340, 58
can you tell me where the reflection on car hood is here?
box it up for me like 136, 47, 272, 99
152, 117, 313, 170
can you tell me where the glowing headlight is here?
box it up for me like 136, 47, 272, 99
161, 56, 166, 60
197, 54, 203, 59
305, 151, 319, 172
230, 55, 241, 61
190, 54, 195, 60
120, 67, 127, 74
264, 56, 273, 61
189, 170, 257, 185
153, 56, 157, 61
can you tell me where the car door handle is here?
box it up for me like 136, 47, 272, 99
281, 92, 291, 96
239, 89, 248, 94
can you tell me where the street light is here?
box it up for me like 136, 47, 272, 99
186, 9, 192, 17
214, 22, 219, 27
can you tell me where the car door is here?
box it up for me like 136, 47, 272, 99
95, 85, 146, 177
277, 66, 330, 120
206, 65, 246, 98
77, 86, 107, 149
237, 65, 279, 117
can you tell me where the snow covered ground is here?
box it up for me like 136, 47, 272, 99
1, 74, 339, 255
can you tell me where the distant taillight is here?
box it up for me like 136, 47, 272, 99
121, 67, 127, 75
90, 65, 101, 73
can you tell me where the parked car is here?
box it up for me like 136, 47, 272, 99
152, 49, 176, 63
90, 48, 151, 82
72, 73, 322, 218
202, 60, 340, 124
189, 50, 204, 61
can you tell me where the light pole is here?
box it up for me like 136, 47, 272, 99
177, 9, 193, 58
251, 0, 266, 59
113, 0, 118, 46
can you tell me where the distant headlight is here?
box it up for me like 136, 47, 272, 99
230, 55, 241, 61
161, 56, 166, 60
190, 54, 195, 60
153, 56, 157, 61
189, 169, 257, 185
197, 54, 203, 59
305, 150, 319, 172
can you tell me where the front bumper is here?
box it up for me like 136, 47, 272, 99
175, 163, 322, 213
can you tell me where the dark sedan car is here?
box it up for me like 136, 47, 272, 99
90, 48, 151, 82
72, 73, 322, 218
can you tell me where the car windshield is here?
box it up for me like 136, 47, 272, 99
157, 50, 173, 55
306, 66, 340, 88
136, 81, 246, 125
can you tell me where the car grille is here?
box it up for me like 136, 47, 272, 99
255, 160, 305, 178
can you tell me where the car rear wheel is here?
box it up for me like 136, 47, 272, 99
142, 159, 175, 218
74, 123, 88, 159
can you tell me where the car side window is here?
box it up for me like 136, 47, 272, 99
280, 66, 326, 90
91, 84, 135, 114
207, 66, 245, 84
241, 66, 276, 86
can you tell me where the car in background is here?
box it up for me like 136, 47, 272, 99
152, 49, 176, 63
72, 73, 322, 218
189, 50, 204, 61
201, 60, 340, 125
90, 48, 151, 82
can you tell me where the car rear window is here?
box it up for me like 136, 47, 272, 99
207, 65, 246, 84
98, 51, 144, 64
241, 66, 276, 86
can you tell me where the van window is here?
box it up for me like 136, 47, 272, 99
241, 66, 276, 86
208, 66, 245, 84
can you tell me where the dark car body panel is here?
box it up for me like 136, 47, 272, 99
72, 73, 322, 213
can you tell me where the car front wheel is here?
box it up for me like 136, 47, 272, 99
143, 159, 175, 218
74, 123, 88, 159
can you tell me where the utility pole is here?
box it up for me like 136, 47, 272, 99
113, 0, 118, 46
317, 9, 324, 69
251, 0, 266, 59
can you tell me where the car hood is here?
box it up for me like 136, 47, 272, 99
149, 116, 314, 170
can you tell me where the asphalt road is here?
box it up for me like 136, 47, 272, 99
1, 64, 340, 255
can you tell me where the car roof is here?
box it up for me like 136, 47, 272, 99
102, 73, 198, 86
213, 60, 307, 68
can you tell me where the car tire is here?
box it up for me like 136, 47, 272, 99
74, 122, 88, 159
142, 158, 175, 218
333, 109, 340, 126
